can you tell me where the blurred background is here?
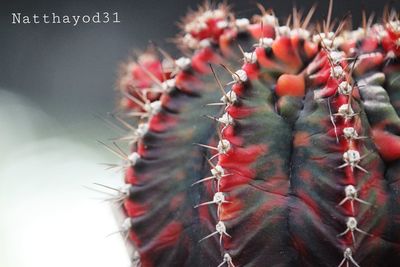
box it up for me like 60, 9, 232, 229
0, 0, 399, 266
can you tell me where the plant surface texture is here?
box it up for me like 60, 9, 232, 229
105, 2, 400, 266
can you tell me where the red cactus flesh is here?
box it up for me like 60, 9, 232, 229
104, 2, 400, 266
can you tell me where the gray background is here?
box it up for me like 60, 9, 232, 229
1, 0, 399, 141
0, 0, 399, 266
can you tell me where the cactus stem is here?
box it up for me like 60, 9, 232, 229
109, 3, 400, 266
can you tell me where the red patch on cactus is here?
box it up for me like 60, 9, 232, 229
372, 128, 400, 161
276, 74, 305, 96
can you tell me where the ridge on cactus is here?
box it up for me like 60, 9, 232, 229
100, 1, 400, 266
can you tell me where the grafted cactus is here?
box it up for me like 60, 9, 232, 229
106, 2, 400, 266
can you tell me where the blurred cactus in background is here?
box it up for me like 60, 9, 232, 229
102, 1, 400, 266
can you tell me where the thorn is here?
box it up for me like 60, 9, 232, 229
121, 91, 147, 109
93, 182, 129, 195
343, 127, 368, 140
302, 4, 317, 29
198, 221, 231, 244
92, 112, 126, 134
334, 104, 358, 120
126, 100, 162, 119
191, 159, 230, 189
97, 140, 141, 168
332, 17, 348, 41
210, 64, 229, 100
106, 217, 132, 242
206, 102, 227, 106
194, 192, 230, 216
115, 122, 149, 145
161, 78, 176, 93
390, 74, 400, 85
286, 14, 292, 28
194, 143, 219, 151
191, 173, 231, 188
238, 44, 257, 64
125, 111, 149, 118
136, 89, 149, 104
206, 113, 234, 127
338, 81, 353, 96
135, 61, 164, 89
218, 253, 235, 267
113, 142, 129, 158
256, 3, 267, 16
292, 6, 299, 29
338, 248, 361, 267
156, 46, 176, 66
191, 175, 215, 186
204, 114, 219, 122
111, 114, 136, 131
99, 162, 122, 171
326, 0, 334, 35
362, 10, 367, 34
175, 57, 191, 71
337, 149, 368, 173
97, 140, 127, 160
331, 65, 345, 79
327, 97, 339, 143
235, 18, 250, 32
84, 184, 118, 197
338, 185, 374, 214
220, 64, 248, 84
337, 217, 373, 245
220, 90, 238, 106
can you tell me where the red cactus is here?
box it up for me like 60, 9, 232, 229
104, 2, 400, 266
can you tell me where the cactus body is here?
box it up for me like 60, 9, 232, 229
109, 3, 400, 266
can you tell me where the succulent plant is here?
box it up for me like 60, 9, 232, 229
105, 1, 400, 266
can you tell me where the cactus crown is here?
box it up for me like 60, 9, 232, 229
102, 1, 400, 266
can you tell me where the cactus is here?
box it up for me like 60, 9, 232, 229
106, 2, 400, 266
